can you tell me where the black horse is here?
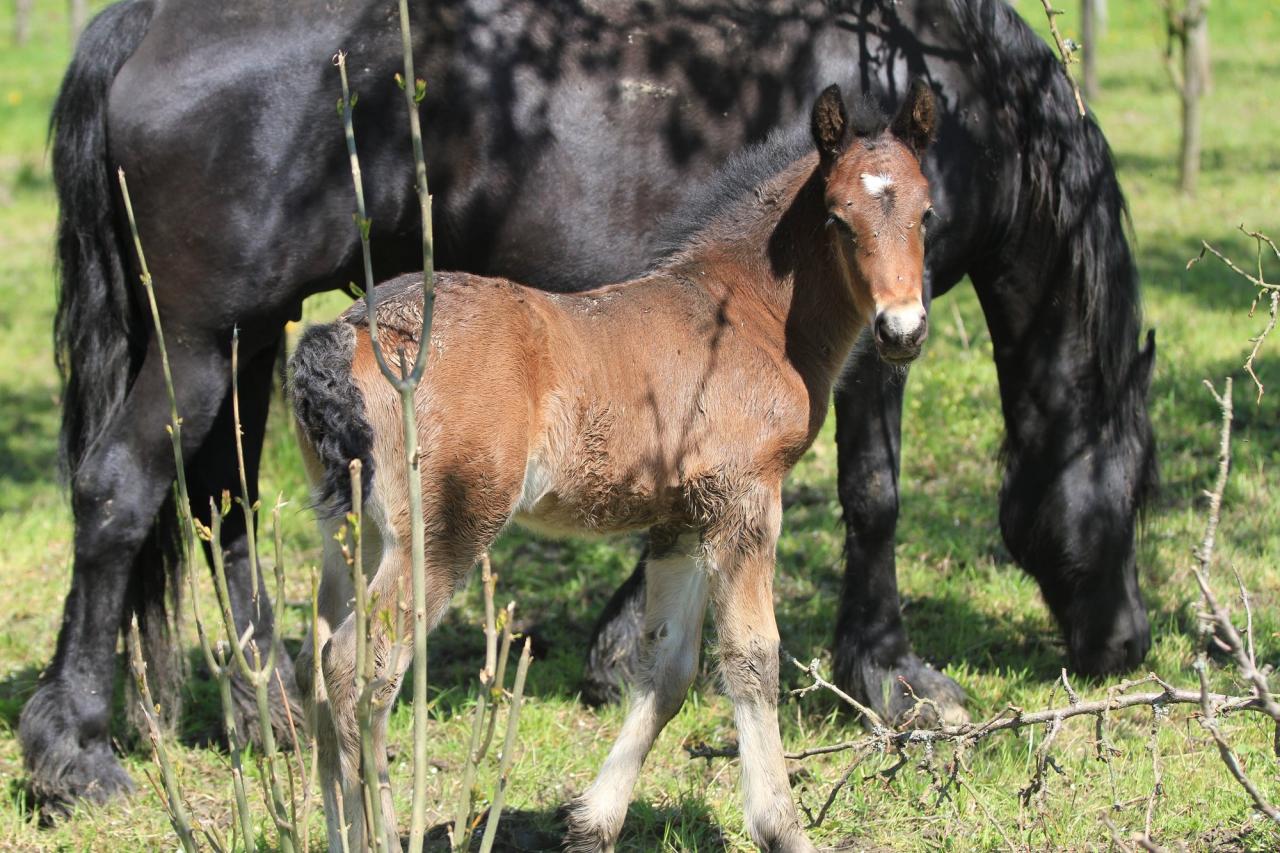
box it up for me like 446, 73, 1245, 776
27, 0, 1156, 810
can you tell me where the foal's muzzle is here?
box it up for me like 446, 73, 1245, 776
873, 305, 928, 364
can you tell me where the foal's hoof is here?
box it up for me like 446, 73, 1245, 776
18, 683, 135, 820
834, 651, 968, 728
561, 797, 621, 853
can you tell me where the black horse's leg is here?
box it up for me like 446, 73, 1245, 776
19, 339, 229, 814
186, 336, 302, 743
581, 546, 648, 705
830, 342, 967, 725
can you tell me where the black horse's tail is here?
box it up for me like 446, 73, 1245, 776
49, 0, 178, 727
290, 322, 376, 519
52, 0, 155, 479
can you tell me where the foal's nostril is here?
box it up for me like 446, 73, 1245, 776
874, 312, 891, 344
909, 314, 929, 347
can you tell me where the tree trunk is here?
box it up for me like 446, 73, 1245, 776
14, 0, 33, 46
1081, 0, 1098, 102
1178, 0, 1209, 196
69, 0, 88, 45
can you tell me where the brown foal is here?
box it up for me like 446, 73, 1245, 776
291, 82, 936, 852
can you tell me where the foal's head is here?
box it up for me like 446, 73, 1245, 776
812, 82, 936, 364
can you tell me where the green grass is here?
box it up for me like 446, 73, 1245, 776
2, 1, 1278, 850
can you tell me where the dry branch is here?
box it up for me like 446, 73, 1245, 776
691, 372, 1280, 833
1038, 0, 1087, 117
1189, 227, 1279, 402
128, 617, 199, 853
691, 384, 1280, 830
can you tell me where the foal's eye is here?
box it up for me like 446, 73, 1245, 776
826, 214, 857, 243
922, 206, 937, 224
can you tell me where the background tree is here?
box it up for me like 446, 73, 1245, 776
68, 0, 87, 44
1080, 0, 1106, 101
13, 0, 32, 46
1162, 0, 1211, 196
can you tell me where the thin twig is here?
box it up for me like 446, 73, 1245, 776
478, 638, 534, 853
783, 652, 889, 733
956, 774, 1020, 853
334, 20, 437, 845
1037, 0, 1087, 117
1188, 229, 1279, 402
451, 556, 501, 851
118, 168, 263, 853
128, 617, 198, 853
1143, 704, 1167, 843
1189, 379, 1279, 822
1196, 661, 1280, 823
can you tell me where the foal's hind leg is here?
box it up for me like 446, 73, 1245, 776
301, 506, 382, 852
566, 531, 709, 850
319, 519, 415, 853
581, 546, 649, 706
320, 505, 477, 852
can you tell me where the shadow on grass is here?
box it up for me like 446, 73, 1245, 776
0, 664, 40, 730
419, 808, 563, 852
413, 798, 731, 851
0, 384, 60, 496
1137, 231, 1277, 312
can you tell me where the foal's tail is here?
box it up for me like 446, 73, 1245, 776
290, 322, 376, 519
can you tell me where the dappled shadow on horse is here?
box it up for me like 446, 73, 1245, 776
290, 83, 936, 851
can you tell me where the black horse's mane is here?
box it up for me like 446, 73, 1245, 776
955, 0, 1155, 499
658, 0, 1153, 500
652, 90, 890, 259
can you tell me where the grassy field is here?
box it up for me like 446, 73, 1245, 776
1, 1, 1278, 850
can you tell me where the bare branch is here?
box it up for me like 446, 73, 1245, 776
1037, 0, 1087, 116
1188, 230, 1279, 402
1196, 661, 1280, 823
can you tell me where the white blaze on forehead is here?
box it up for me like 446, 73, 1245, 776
860, 172, 894, 198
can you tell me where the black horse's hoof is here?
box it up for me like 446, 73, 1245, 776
18, 682, 135, 819
834, 651, 968, 728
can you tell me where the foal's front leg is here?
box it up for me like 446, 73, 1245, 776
710, 496, 815, 853
566, 532, 709, 851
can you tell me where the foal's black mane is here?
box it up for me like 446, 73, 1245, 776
652, 91, 890, 260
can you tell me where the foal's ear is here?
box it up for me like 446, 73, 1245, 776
890, 79, 936, 157
811, 84, 850, 168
